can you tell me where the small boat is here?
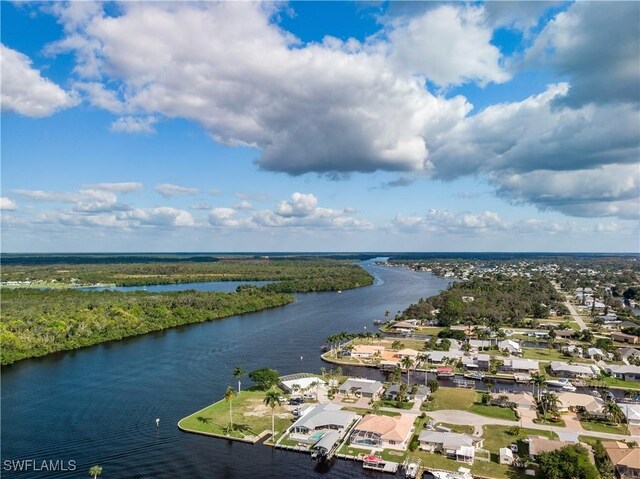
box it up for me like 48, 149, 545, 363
404, 462, 418, 478
463, 371, 484, 380
430, 467, 474, 479
546, 378, 576, 391
591, 390, 602, 398
514, 373, 531, 383
436, 367, 454, 378
337, 290, 342, 294
373, 319, 384, 325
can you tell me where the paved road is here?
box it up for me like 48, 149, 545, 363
427, 409, 634, 441
564, 300, 589, 331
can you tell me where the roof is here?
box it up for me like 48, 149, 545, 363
390, 321, 418, 329
500, 447, 514, 458
605, 364, 640, 375
421, 350, 464, 362
352, 344, 385, 354
281, 376, 325, 391
492, 392, 535, 407
503, 358, 539, 370
557, 392, 604, 412
529, 437, 567, 456
338, 378, 383, 395
312, 430, 340, 452
618, 347, 640, 358
290, 403, 356, 431
618, 403, 640, 422
603, 442, 640, 469
354, 414, 414, 443
549, 361, 594, 375
418, 431, 475, 449
395, 348, 420, 357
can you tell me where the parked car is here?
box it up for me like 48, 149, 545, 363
510, 443, 518, 453
288, 398, 304, 405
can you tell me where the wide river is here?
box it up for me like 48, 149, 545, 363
2, 260, 454, 478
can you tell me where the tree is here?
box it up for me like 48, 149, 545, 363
224, 386, 237, 431
233, 367, 246, 393
531, 371, 547, 401
537, 444, 599, 479
249, 368, 279, 390
89, 466, 102, 479
398, 383, 409, 403
391, 340, 405, 350
508, 425, 522, 436
427, 379, 439, 393
605, 401, 624, 425
264, 390, 281, 439
400, 355, 414, 387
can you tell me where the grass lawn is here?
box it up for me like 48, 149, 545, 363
482, 425, 558, 453
580, 420, 628, 435
375, 399, 414, 410
178, 389, 291, 440
588, 376, 640, 390
533, 416, 566, 427
469, 403, 518, 421
427, 387, 476, 410
411, 450, 528, 479
342, 406, 400, 417
436, 422, 474, 434
520, 347, 590, 363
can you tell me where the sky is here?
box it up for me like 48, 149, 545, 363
1, 1, 639, 253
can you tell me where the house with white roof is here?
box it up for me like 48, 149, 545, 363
418, 431, 483, 464
290, 403, 358, 439
603, 364, 640, 382
351, 344, 385, 359
617, 403, 640, 426
338, 378, 383, 398
549, 361, 597, 379
556, 392, 605, 416
501, 358, 540, 375
280, 374, 325, 394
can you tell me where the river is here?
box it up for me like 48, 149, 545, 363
1, 260, 453, 478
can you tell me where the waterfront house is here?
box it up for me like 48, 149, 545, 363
585, 347, 606, 360
501, 358, 540, 375
464, 353, 491, 371
350, 414, 414, 450
417, 431, 482, 464
529, 437, 568, 460
549, 361, 597, 379
389, 321, 418, 333
420, 350, 464, 365
612, 332, 639, 345
394, 348, 421, 360
280, 374, 326, 394
290, 403, 357, 437
556, 392, 605, 416
602, 441, 640, 479
604, 365, 640, 382
338, 378, 383, 398
351, 344, 385, 359
618, 403, 640, 427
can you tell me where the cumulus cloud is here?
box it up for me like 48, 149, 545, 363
0, 197, 17, 210
1, 44, 78, 117
155, 183, 199, 197
372, 176, 416, 190
110, 116, 157, 134
386, 5, 510, 86
523, 1, 640, 106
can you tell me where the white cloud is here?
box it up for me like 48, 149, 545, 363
1, 44, 78, 117
276, 193, 319, 218
124, 207, 195, 227
154, 183, 199, 197
75, 81, 125, 113
110, 116, 157, 134
386, 5, 510, 86
83, 182, 143, 193
190, 202, 212, 210
0, 197, 17, 210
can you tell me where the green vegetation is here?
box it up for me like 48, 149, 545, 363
425, 387, 475, 411
579, 437, 615, 479
0, 287, 293, 365
248, 368, 280, 390
469, 402, 517, 421
374, 399, 414, 410
579, 419, 627, 435
178, 389, 290, 440
537, 444, 599, 479
1, 258, 373, 289
400, 276, 567, 327
341, 407, 400, 417
482, 425, 558, 453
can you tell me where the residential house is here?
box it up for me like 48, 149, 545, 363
554, 329, 575, 339
501, 358, 540, 375
562, 344, 583, 357
351, 345, 385, 359
394, 348, 421, 360
585, 347, 606, 360
290, 403, 357, 438
612, 332, 639, 345
556, 392, 605, 416
418, 431, 483, 464
389, 321, 419, 333
419, 350, 464, 365
338, 378, 384, 398
529, 437, 568, 460
499, 340, 522, 355
464, 353, 491, 371
491, 392, 535, 410
618, 348, 640, 361
617, 403, 640, 427
350, 414, 415, 450
604, 365, 640, 382
602, 441, 640, 479
549, 361, 598, 379
280, 374, 325, 394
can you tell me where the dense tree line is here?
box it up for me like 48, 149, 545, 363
400, 277, 566, 326
537, 444, 600, 479
1, 258, 373, 288
0, 288, 294, 365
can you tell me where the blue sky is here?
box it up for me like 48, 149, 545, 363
1, 1, 638, 252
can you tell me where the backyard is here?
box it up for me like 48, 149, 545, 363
425, 387, 518, 421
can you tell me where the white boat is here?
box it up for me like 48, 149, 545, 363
463, 371, 484, 380
545, 378, 576, 391
404, 462, 419, 478
430, 467, 474, 479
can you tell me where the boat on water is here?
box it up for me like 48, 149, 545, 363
591, 390, 602, 398
404, 462, 419, 478
545, 378, 576, 391
463, 371, 484, 380
373, 319, 385, 325
362, 455, 399, 473
436, 367, 455, 378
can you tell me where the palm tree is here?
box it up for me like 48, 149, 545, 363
89, 466, 102, 479
531, 371, 547, 401
264, 390, 281, 439
400, 356, 414, 387
310, 380, 320, 401
233, 367, 246, 393
224, 386, 237, 431
605, 401, 624, 425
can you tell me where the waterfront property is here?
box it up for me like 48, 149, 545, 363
279, 373, 325, 394
351, 344, 385, 359
549, 361, 598, 379
604, 365, 640, 382
338, 378, 384, 399
602, 441, 640, 479
349, 414, 415, 450
501, 358, 540, 375
289, 403, 358, 441
491, 392, 535, 410
417, 431, 483, 464
618, 403, 640, 427
556, 392, 605, 416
